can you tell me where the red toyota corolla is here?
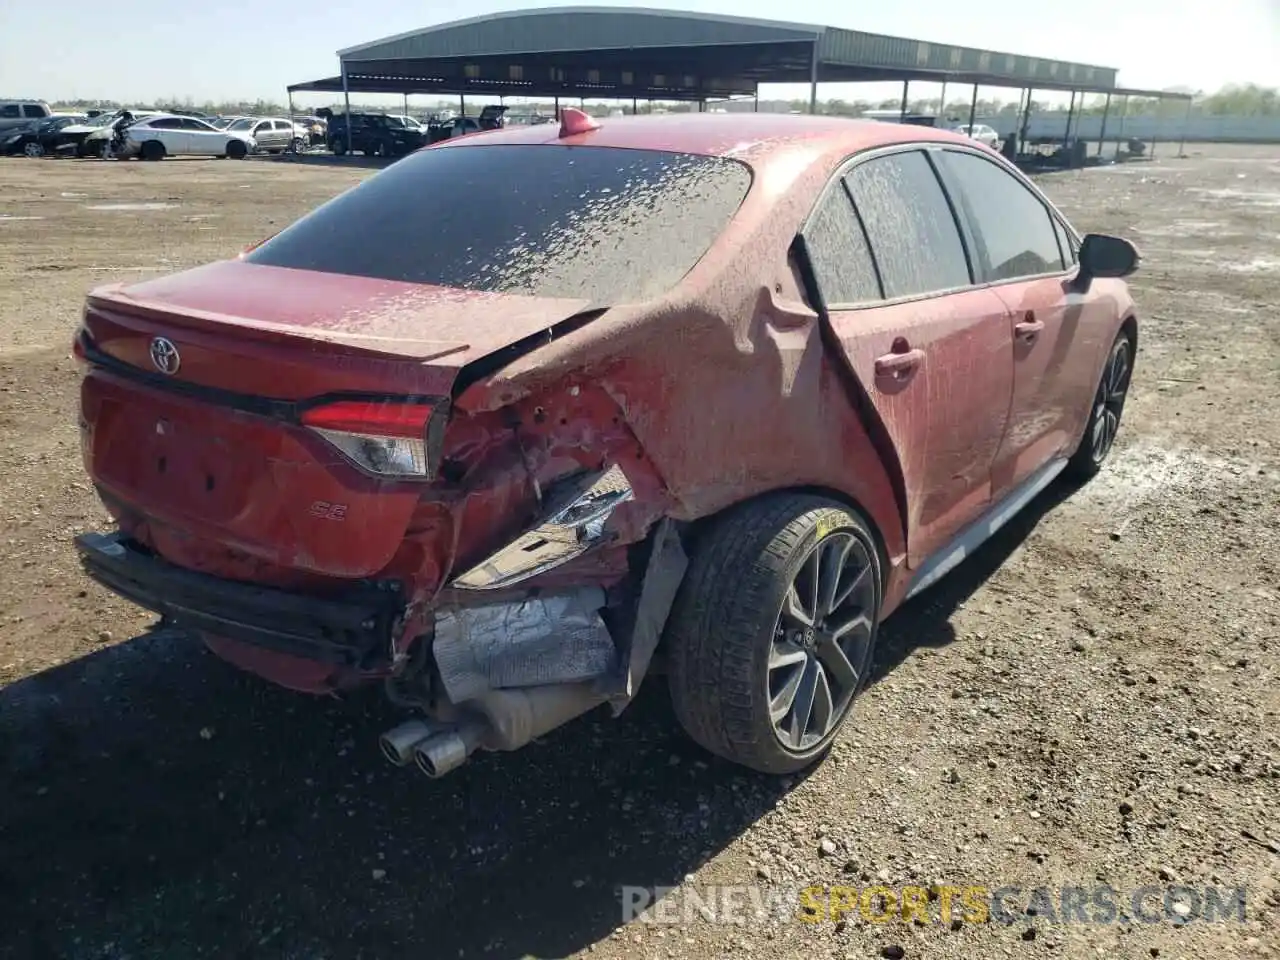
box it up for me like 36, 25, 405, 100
73, 110, 1139, 777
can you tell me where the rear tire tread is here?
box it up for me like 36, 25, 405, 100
667, 493, 875, 774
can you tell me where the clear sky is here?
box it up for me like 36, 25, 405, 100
2, 0, 1277, 106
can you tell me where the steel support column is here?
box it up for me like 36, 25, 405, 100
899, 80, 910, 120
967, 83, 979, 133
939, 80, 947, 120
808, 41, 819, 114
1019, 88, 1034, 157
340, 62, 352, 155
1178, 98, 1193, 157
1096, 91, 1112, 156
1063, 90, 1076, 159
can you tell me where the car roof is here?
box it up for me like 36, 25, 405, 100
439, 111, 975, 168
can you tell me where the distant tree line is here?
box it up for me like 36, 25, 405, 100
50, 82, 1280, 120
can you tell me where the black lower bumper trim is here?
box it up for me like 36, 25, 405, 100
75, 532, 403, 668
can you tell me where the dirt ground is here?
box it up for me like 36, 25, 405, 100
0, 147, 1277, 960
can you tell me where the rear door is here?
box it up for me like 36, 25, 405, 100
805, 147, 1015, 567
252, 120, 275, 150
935, 148, 1102, 491
183, 118, 223, 154
144, 117, 186, 153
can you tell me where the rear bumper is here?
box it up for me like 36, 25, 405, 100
75, 531, 404, 668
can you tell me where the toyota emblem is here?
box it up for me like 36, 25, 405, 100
149, 337, 180, 375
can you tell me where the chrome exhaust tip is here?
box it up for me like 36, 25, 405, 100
379, 720, 437, 767
412, 721, 486, 778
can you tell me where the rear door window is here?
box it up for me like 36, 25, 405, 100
1052, 217, 1078, 264
939, 150, 1066, 280
0, 105, 20, 119
845, 151, 972, 299
246, 144, 752, 304
23, 105, 50, 118
802, 183, 882, 306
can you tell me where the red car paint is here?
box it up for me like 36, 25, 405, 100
75, 113, 1135, 694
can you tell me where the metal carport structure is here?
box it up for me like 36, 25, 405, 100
288, 7, 1192, 161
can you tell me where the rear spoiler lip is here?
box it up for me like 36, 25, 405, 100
85, 287, 471, 363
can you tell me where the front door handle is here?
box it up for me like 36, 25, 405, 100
874, 348, 924, 376
1015, 312, 1045, 342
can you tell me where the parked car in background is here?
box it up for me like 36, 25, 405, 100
390, 115, 427, 134
325, 112, 428, 156
121, 114, 257, 160
79, 111, 164, 157
0, 100, 54, 135
225, 116, 305, 153
72, 111, 1140, 781
953, 122, 1001, 149
291, 115, 327, 146
0, 114, 88, 157
427, 105, 509, 142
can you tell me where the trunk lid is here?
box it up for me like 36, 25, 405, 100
79, 259, 592, 579
84, 258, 592, 399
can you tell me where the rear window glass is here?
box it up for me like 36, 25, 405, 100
246, 144, 751, 304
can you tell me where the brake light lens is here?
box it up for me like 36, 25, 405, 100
300, 400, 434, 479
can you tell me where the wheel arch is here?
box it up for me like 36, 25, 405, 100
1119, 312, 1138, 354
681, 483, 891, 590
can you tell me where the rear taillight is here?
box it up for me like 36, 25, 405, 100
300, 399, 435, 479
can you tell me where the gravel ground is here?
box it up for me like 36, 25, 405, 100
0, 148, 1277, 960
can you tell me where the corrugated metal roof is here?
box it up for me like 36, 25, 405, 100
333, 7, 1120, 93
819, 28, 1117, 89
339, 8, 822, 60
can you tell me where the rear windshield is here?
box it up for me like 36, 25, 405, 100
245, 144, 751, 304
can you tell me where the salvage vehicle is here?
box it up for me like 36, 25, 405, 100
79, 111, 163, 158
427, 105, 509, 142
72, 110, 1139, 778
224, 116, 306, 154
0, 99, 53, 135
325, 112, 428, 157
0, 114, 87, 157
121, 114, 257, 160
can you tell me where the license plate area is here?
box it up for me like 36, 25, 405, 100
94, 394, 268, 526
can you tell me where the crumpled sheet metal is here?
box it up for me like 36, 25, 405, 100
433, 587, 616, 702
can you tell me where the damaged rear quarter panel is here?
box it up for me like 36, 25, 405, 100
451, 141, 906, 575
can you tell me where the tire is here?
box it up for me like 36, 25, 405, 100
291, 137, 305, 153
1067, 330, 1134, 480
140, 140, 165, 162
666, 493, 883, 775
226, 140, 247, 160
331, 139, 347, 156
23, 141, 44, 158
97, 141, 112, 159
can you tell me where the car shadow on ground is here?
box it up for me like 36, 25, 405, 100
0, 476, 1082, 960
263, 152, 396, 170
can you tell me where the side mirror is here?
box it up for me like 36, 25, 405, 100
1079, 233, 1140, 279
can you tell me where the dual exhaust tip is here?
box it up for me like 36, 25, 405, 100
379, 719, 485, 778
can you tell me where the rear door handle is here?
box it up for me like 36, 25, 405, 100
1014, 313, 1045, 341
874, 348, 924, 376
